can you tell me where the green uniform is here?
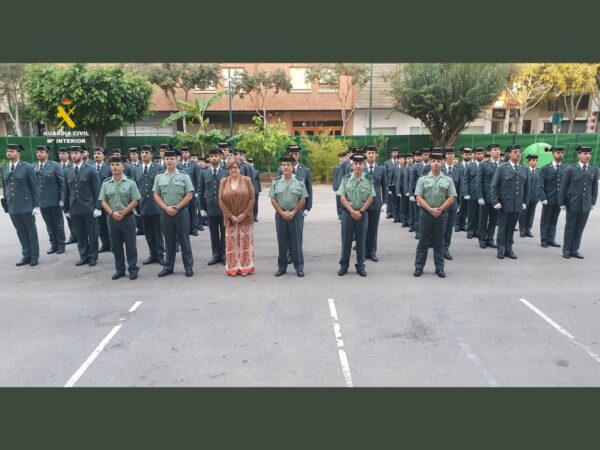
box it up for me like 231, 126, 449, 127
414, 172, 457, 272
99, 175, 141, 276
336, 173, 376, 272
152, 169, 195, 272
269, 175, 308, 272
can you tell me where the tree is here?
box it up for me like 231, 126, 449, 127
236, 116, 293, 179
0, 64, 27, 136
24, 63, 153, 147
305, 63, 369, 135
301, 134, 350, 184
230, 68, 292, 125
161, 91, 228, 156
506, 64, 554, 133
387, 63, 510, 146
542, 63, 599, 133
133, 63, 221, 132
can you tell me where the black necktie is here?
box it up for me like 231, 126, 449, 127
63, 164, 67, 169
144, 165, 148, 176
213, 168, 217, 178
96, 164, 101, 171
493, 162, 497, 168
448, 166, 452, 176
74, 166, 79, 176
10, 163, 15, 173
583, 164, 587, 173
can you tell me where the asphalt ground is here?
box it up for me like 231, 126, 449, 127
1, 185, 600, 386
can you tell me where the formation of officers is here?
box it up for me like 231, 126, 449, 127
1, 139, 597, 279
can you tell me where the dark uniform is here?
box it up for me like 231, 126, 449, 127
127, 148, 144, 235
153, 167, 195, 274
414, 161, 456, 277
404, 161, 416, 229
455, 148, 472, 231
410, 158, 431, 239
93, 160, 112, 252
34, 155, 66, 254
134, 160, 165, 264
249, 162, 262, 221
364, 159, 388, 261
99, 171, 141, 278
384, 155, 397, 218
59, 158, 77, 243
538, 152, 567, 247
269, 172, 309, 276
441, 158, 461, 259
1, 146, 40, 265
559, 148, 598, 259
519, 156, 540, 237
476, 157, 500, 248
180, 158, 200, 234
332, 156, 346, 220
64, 154, 102, 265
490, 155, 529, 259
461, 157, 481, 238
198, 162, 229, 264
336, 158, 376, 276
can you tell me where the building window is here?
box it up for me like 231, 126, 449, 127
194, 80, 216, 94
222, 68, 245, 91
318, 78, 337, 93
290, 68, 311, 91
369, 127, 397, 135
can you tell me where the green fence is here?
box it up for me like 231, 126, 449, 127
3, 133, 600, 169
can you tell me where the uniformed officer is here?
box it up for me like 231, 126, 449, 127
404, 151, 418, 230
153, 149, 195, 277
538, 146, 567, 248
332, 151, 347, 220
490, 145, 530, 259
1, 144, 40, 266
81, 145, 93, 166
198, 148, 229, 265
34, 145, 66, 255
364, 145, 388, 262
134, 145, 165, 265
441, 147, 461, 260
247, 158, 262, 222
461, 147, 484, 239
336, 153, 375, 277
270, 155, 309, 277
179, 146, 200, 236
342, 146, 358, 175
413, 149, 456, 278
58, 147, 77, 244
519, 154, 540, 238
93, 147, 112, 252
99, 156, 142, 280
559, 146, 598, 259
409, 148, 432, 239
476, 144, 501, 249
127, 147, 144, 235
218, 142, 231, 170
64, 145, 102, 266
396, 153, 411, 228
233, 148, 252, 177
455, 147, 472, 232
384, 148, 399, 218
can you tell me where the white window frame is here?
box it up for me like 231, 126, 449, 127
290, 67, 311, 92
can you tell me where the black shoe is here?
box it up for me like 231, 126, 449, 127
47, 247, 58, 254
479, 242, 487, 249
88, 259, 97, 267
562, 253, 571, 259
191, 229, 199, 236
525, 231, 534, 238
487, 241, 497, 249
497, 252, 505, 259
370, 255, 378, 262
274, 269, 286, 277
541, 241, 549, 248
444, 252, 453, 260
136, 229, 144, 236
98, 246, 110, 253
159, 258, 166, 266
519, 233, 526, 238
56, 247, 65, 254
352, 245, 356, 250
198, 225, 204, 231
16, 257, 31, 266
207, 257, 221, 265
357, 269, 367, 277
467, 233, 474, 239
158, 268, 174, 277
221, 260, 226, 265
254, 219, 259, 223
401, 224, 408, 228
75, 259, 88, 266
66, 237, 77, 245
386, 214, 392, 219
548, 242, 561, 248
296, 270, 305, 278
435, 269, 446, 278
571, 251, 584, 259
338, 267, 348, 276
506, 251, 518, 259
185, 269, 194, 277
143, 257, 159, 265
454, 226, 461, 232
112, 272, 126, 280
29, 258, 38, 267
393, 219, 399, 223
129, 273, 138, 280
413, 268, 423, 277
408, 227, 414, 232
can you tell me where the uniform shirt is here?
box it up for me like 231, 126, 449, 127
415, 171, 457, 208
152, 169, 194, 206
336, 173, 376, 210
269, 175, 308, 210
99, 175, 141, 211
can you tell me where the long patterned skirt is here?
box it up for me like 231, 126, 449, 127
225, 222, 255, 276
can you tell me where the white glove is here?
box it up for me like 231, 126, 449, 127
194, 193, 199, 198
200, 210, 207, 217
397, 193, 402, 197
522, 203, 527, 210
388, 190, 392, 195
464, 195, 471, 200
409, 196, 416, 202
303, 210, 309, 217
133, 209, 140, 217
59, 200, 64, 208
93, 208, 102, 218
65, 212, 71, 219
541, 200, 548, 206
405, 193, 410, 197
380, 204, 387, 214
560, 205, 567, 211
32, 207, 40, 216
493, 203, 502, 210
478, 198, 485, 206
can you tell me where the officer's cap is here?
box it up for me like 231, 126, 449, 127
347, 146, 360, 153
413, 150, 422, 156
57, 147, 68, 153
159, 143, 171, 150
68, 145, 82, 152
6, 143, 25, 152
544, 146, 563, 153
443, 147, 455, 155
473, 147, 484, 153
128, 147, 140, 154
576, 145, 592, 153
110, 149, 123, 156
508, 144, 522, 152
422, 147, 432, 154
180, 146, 191, 152
430, 150, 444, 160
350, 154, 366, 163
36, 145, 51, 152
208, 148, 221, 156
487, 144, 500, 151
286, 144, 302, 153
109, 156, 125, 164
279, 155, 295, 163
140, 145, 156, 152
364, 145, 378, 153
338, 151, 347, 157
93, 146, 108, 155
164, 149, 177, 158
460, 147, 472, 153
526, 154, 538, 160
246, 158, 254, 163
390, 148, 399, 153
217, 142, 230, 149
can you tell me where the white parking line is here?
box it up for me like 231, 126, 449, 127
519, 298, 600, 364
328, 298, 353, 387
64, 301, 142, 387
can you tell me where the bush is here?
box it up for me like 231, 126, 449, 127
302, 134, 351, 184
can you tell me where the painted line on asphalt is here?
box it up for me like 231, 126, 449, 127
328, 298, 353, 387
519, 298, 600, 364
64, 301, 143, 387
438, 308, 499, 387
